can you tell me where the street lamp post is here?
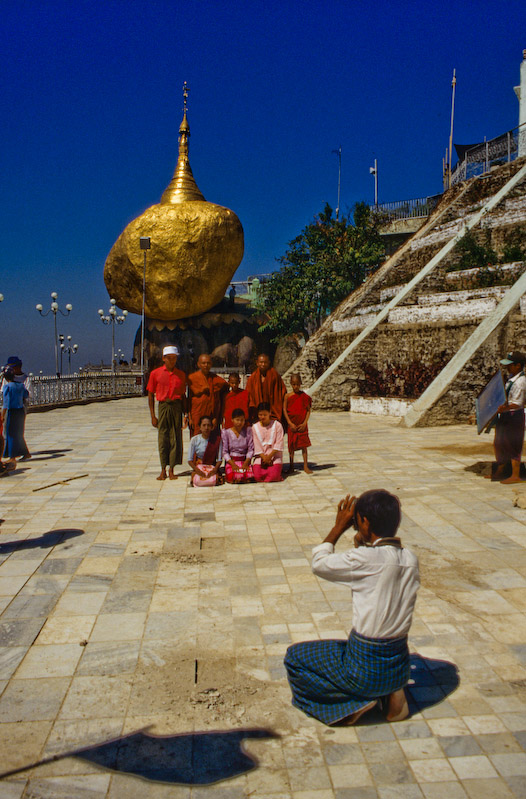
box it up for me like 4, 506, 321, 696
60, 336, 78, 375
369, 159, 378, 206
36, 292, 73, 376
98, 299, 128, 374
332, 147, 342, 221
139, 237, 151, 381
114, 348, 125, 369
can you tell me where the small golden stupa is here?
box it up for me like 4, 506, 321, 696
104, 83, 244, 321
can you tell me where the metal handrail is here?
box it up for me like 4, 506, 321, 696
451, 121, 526, 186
373, 195, 442, 222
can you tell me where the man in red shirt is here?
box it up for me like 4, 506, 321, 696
147, 346, 188, 480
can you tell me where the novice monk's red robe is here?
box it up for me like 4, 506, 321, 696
223, 388, 250, 429
286, 391, 312, 450
246, 367, 286, 423
188, 370, 228, 434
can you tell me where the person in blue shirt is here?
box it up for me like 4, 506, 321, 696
2, 368, 30, 468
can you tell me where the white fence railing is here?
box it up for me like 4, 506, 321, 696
373, 195, 441, 222
28, 372, 143, 408
451, 122, 526, 186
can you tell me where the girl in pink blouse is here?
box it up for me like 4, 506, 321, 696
252, 402, 284, 482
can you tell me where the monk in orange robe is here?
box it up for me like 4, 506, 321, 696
246, 354, 286, 423
188, 354, 228, 434
223, 373, 250, 429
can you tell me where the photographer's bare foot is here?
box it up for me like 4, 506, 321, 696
336, 700, 377, 726
157, 471, 167, 481
385, 689, 409, 722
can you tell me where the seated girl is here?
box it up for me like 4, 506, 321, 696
221, 408, 254, 483
188, 415, 223, 486
252, 402, 284, 483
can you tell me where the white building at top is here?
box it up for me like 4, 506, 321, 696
514, 49, 526, 156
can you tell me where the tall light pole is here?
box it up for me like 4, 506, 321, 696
369, 159, 378, 206
448, 69, 457, 189
332, 147, 342, 220
139, 237, 151, 380
60, 336, 78, 375
98, 299, 128, 374
36, 292, 73, 376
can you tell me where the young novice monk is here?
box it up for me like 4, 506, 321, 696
188, 416, 223, 487
221, 408, 254, 483
284, 373, 312, 474
223, 373, 249, 429
252, 402, 284, 482
285, 489, 419, 726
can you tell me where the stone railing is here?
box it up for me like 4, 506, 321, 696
28, 372, 144, 409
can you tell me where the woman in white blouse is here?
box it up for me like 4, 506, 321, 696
252, 402, 284, 482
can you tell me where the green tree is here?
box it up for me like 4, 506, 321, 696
258, 202, 384, 341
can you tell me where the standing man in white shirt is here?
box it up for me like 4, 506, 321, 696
492, 351, 526, 484
284, 489, 419, 726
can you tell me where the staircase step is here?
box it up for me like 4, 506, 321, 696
388, 298, 497, 324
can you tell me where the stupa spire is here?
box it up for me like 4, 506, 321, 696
160, 81, 206, 204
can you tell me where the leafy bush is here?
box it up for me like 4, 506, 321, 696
500, 226, 526, 263
358, 356, 449, 399
448, 230, 497, 272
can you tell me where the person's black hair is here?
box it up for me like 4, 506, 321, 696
257, 402, 271, 413
2, 368, 15, 382
198, 415, 212, 426
355, 489, 401, 537
231, 408, 246, 419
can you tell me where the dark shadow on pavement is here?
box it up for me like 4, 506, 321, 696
406, 654, 460, 715
0, 529, 84, 554
0, 728, 279, 786
357, 654, 459, 726
282, 463, 336, 478
464, 461, 526, 480
30, 449, 72, 457
4, 468, 31, 477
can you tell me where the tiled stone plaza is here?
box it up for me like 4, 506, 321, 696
1, 397, 526, 798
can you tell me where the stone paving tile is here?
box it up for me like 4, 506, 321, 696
2, 402, 526, 795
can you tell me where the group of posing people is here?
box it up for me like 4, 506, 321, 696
0, 356, 31, 477
146, 346, 313, 485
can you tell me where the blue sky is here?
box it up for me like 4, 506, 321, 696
1, 0, 525, 374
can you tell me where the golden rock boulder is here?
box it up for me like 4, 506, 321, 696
103, 98, 244, 321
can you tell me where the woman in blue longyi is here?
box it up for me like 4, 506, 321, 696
2, 367, 30, 469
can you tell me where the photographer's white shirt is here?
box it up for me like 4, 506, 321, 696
311, 541, 419, 640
